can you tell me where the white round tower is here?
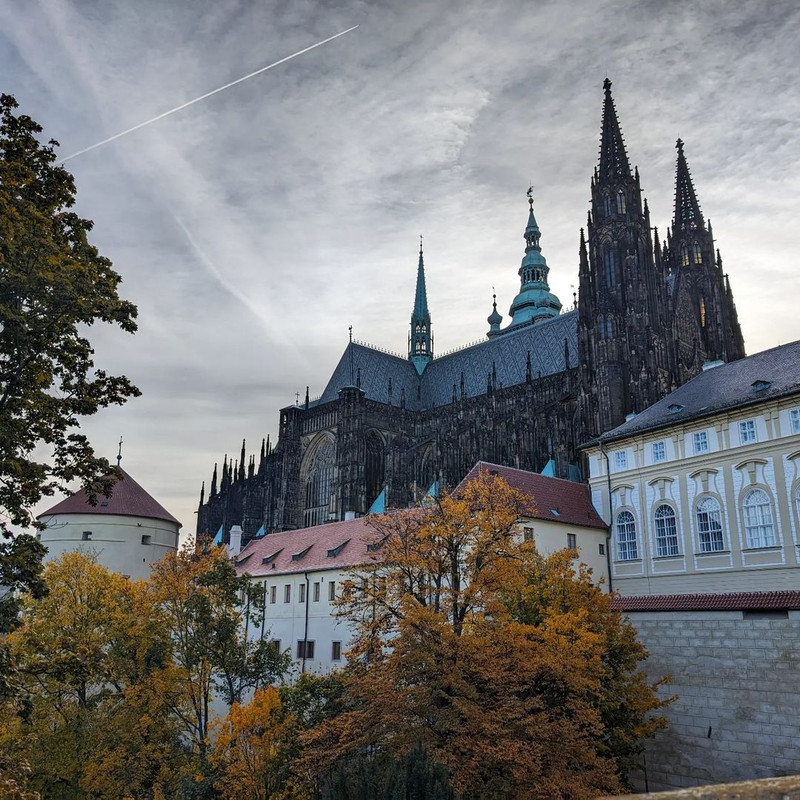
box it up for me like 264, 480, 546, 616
37, 469, 181, 580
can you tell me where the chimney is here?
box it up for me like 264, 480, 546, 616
227, 525, 243, 558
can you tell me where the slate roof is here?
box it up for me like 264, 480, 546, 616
612, 591, 800, 613
456, 462, 607, 530
313, 310, 578, 411
38, 469, 181, 527
595, 339, 800, 444
235, 517, 378, 578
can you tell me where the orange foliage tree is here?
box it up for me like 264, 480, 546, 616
210, 687, 307, 800
304, 473, 668, 799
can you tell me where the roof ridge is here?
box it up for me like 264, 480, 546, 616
473, 460, 583, 487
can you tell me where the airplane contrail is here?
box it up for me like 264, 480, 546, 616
61, 25, 359, 163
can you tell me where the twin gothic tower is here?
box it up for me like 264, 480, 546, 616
578, 79, 743, 435
196, 79, 744, 543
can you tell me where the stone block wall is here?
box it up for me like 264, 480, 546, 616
626, 610, 800, 792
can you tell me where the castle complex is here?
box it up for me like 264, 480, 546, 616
197, 79, 745, 544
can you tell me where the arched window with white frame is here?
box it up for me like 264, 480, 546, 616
654, 504, 680, 557
696, 496, 724, 553
742, 489, 776, 548
795, 484, 800, 526
615, 510, 638, 561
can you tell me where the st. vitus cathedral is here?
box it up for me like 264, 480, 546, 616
197, 79, 744, 544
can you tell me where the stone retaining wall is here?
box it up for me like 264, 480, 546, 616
625, 610, 800, 792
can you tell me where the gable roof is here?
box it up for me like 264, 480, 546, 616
593, 339, 800, 445
456, 461, 606, 530
38, 469, 181, 527
235, 516, 378, 578
311, 310, 578, 411
237, 460, 605, 578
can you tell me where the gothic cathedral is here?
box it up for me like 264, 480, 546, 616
197, 79, 744, 544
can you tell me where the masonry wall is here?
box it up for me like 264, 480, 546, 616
627, 610, 800, 792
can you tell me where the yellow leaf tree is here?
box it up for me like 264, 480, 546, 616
4, 552, 187, 799
211, 687, 307, 800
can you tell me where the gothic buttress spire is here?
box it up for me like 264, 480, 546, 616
409, 236, 433, 375
598, 78, 632, 185
672, 138, 705, 233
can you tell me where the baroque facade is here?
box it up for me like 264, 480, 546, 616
197, 79, 745, 544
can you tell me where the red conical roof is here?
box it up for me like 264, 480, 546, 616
38, 469, 181, 527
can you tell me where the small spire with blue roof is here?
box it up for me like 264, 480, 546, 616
409, 235, 433, 374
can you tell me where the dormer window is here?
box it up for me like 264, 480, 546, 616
291, 546, 312, 562
667, 403, 684, 414
327, 540, 350, 558
261, 548, 283, 565
752, 380, 771, 392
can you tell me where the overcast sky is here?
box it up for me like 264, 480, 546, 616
3, 0, 800, 535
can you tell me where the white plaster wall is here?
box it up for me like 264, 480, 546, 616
247, 568, 356, 675
39, 513, 179, 581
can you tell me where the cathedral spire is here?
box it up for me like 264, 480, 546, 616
409, 236, 433, 374
210, 463, 218, 497
672, 138, 704, 233
598, 78, 632, 185
505, 188, 562, 331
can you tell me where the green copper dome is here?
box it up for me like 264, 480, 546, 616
506, 191, 562, 329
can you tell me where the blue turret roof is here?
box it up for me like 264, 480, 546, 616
409, 237, 433, 374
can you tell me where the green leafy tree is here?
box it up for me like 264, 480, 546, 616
0, 92, 139, 637
148, 544, 291, 777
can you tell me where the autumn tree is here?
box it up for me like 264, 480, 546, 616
4, 552, 187, 799
148, 543, 291, 772
305, 473, 667, 799
210, 687, 306, 800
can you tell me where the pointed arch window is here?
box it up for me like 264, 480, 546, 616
604, 249, 618, 288
365, 431, 385, 508
654, 504, 680, 556
742, 489, 775, 548
693, 244, 703, 265
680, 243, 690, 267
616, 190, 626, 214
696, 497, 724, 552
603, 193, 613, 216
615, 510, 638, 560
302, 436, 336, 527
700, 297, 707, 328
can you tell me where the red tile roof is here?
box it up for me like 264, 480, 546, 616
38, 469, 181, 527
456, 462, 607, 530
612, 591, 800, 612
235, 516, 379, 577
